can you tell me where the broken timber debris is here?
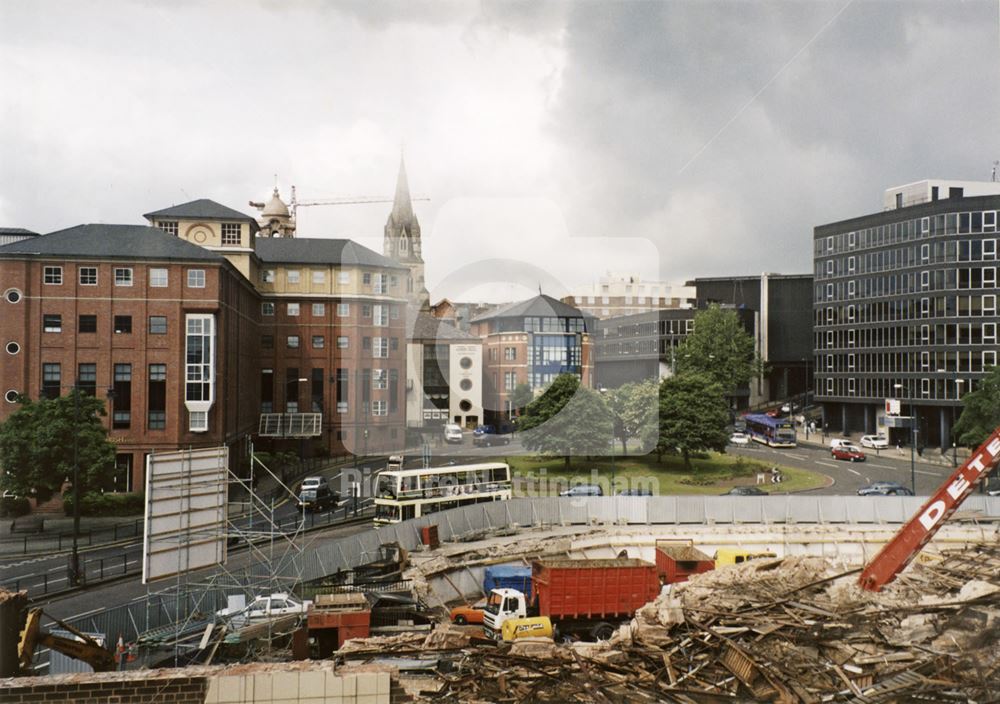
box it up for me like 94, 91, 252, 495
336, 540, 1000, 702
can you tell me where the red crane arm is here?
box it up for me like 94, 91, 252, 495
859, 427, 1000, 592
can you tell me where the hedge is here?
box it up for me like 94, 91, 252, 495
63, 491, 145, 517
0, 496, 31, 518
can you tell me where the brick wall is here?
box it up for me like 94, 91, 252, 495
2, 673, 206, 703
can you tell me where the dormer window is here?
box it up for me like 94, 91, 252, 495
221, 223, 241, 246
157, 221, 178, 237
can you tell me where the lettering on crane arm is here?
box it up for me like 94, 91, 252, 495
859, 427, 1000, 592
918, 436, 1000, 531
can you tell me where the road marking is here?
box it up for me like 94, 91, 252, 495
867, 463, 895, 470
785, 453, 807, 460
916, 469, 940, 477
815, 461, 839, 468
845, 467, 861, 476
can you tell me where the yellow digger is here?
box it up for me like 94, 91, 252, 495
18, 607, 116, 674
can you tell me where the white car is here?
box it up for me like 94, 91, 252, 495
860, 434, 890, 450
216, 593, 311, 621
443, 423, 464, 444
300, 476, 325, 492
729, 432, 750, 445
829, 438, 853, 449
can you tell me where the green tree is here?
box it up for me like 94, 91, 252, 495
674, 305, 764, 389
0, 391, 117, 499
953, 366, 1000, 448
657, 373, 730, 471
510, 383, 535, 415
518, 374, 614, 469
607, 380, 659, 456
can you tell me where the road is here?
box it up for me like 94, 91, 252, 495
0, 467, 377, 598
427, 432, 959, 495
727, 440, 956, 495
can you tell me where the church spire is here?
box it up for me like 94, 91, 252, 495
391, 153, 414, 225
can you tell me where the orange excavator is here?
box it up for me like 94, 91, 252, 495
859, 427, 1000, 591
18, 607, 116, 674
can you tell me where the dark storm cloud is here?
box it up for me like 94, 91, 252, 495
540, 0, 1000, 278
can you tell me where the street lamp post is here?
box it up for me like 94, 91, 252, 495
68, 385, 81, 587
894, 383, 916, 495
954, 379, 964, 467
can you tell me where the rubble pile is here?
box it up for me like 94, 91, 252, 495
339, 541, 1000, 702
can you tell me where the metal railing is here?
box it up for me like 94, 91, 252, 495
0, 517, 144, 556
2, 504, 375, 598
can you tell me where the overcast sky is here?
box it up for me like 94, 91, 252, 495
2, 1, 998, 302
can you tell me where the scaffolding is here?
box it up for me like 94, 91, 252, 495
130, 441, 312, 668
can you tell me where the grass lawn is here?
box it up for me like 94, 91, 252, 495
506, 451, 829, 496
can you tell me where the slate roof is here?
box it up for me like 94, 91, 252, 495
407, 311, 480, 342
143, 198, 258, 226
0, 224, 225, 261
255, 237, 405, 269
470, 293, 585, 322
0, 228, 38, 236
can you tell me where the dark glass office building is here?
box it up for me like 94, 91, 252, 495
814, 181, 1000, 449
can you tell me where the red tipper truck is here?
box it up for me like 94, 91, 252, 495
483, 558, 660, 641
654, 541, 715, 584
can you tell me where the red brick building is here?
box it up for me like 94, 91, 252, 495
469, 294, 595, 422
0, 200, 407, 491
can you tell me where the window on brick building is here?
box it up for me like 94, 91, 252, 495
148, 364, 166, 429
114, 315, 132, 334
42, 363, 60, 399
43, 314, 62, 333
187, 269, 205, 288
150, 268, 168, 287
79, 267, 97, 285
149, 316, 167, 334
112, 363, 131, 428
114, 268, 133, 286
79, 314, 97, 333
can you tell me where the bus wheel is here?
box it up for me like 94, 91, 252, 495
591, 622, 615, 641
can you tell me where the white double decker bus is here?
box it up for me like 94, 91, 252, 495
373, 458, 512, 524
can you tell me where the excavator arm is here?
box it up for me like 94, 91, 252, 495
859, 427, 1000, 591
18, 607, 116, 673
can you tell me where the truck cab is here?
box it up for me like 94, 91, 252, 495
482, 588, 528, 639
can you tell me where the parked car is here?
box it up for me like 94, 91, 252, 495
721, 486, 767, 496
829, 438, 854, 449
216, 593, 312, 620
298, 483, 337, 512
860, 434, 890, 450
473, 425, 510, 447
444, 423, 464, 444
729, 432, 750, 445
559, 484, 603, 497
450, 598, 488, 625
857, 481, 914, 496
300, 476, 325, 492
832, 445, 866, 462
617, 488, 653, 496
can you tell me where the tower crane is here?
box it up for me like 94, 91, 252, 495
288, 187, 429, 219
